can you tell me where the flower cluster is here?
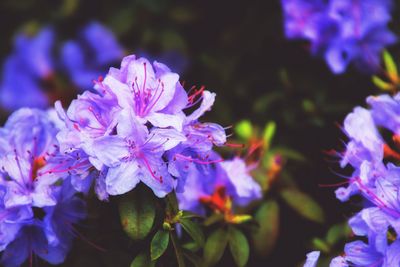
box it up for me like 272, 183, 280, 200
0, 52, 263, 265
305, 93, 400, 266
0, 22, 123, 111
281, 0, 397, 74
0, 108, 86, 266
176, 156, 262, 222
55, 54, 262, 210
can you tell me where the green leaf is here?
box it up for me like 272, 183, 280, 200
182, 241, 201, 252
168, 6, 197, 23
326, 223, 350, 245
312, 238, 330, 253
161, 30, 187, 51
130, 252, 155, 267
372, 76, 393, 91
180, 218, 205, 247
235, 120, 253, 140
262, 121, 276, 146
203, 228, 229, 266
203, 213, 224, 226
151, 230, 170, 260
302, 99, 316, 113
280, 189, 324, 223
119, 188, 156, 240
60, 0, 79, 16
183, 249, 202, 267
229, 214, 252, 224
251, 200, 279, 257
171, 232, 186, 267
228, 227, 249, 267
383, 50, 398, 81
182, 210, 202, 219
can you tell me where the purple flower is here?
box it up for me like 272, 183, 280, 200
90, 110, 185, 197
56, 53, 231, 200
330, 256, 348, 267
334, 107, 385, 201
182, 90, 227, 150
323, 92, 400, 267
282, 0, 397, 73
367, 94, 400, 135
62, 22, 124, 91
0, 108, 86, 266
55, 85, 121, 150
282, 0, 329, 40
219, 157, 262, 205
341, 107, 384, 167
303, 251, 320, 267
1, 180, 86, 267
0, 185, 32, 252
0, 108, 61, 208
0, 28, 54, 110
102, 55, 187, 130
344, 240, 384, 266
176, 156, 261, 216
324, 0, 396, 73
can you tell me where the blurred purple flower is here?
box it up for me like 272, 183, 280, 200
282, 0, 397, 73
62, 22, 124, 91
282, 0, 328, 40
0, 28, 54, 110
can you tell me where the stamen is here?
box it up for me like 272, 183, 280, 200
64, 221, 106, 252
187, 86, 205, 106
144, 80, 165, 115
355, 177, 400, 218
318, 180, 351, 188
141, 155, 163, 183
174, 154, 223, 165
225, 142, 245, 149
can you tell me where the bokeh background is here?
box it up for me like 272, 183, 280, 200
1, 0, 400, 266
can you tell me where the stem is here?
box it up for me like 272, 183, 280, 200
170, 232, 186, 267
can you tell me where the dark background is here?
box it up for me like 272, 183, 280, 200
1, 0, 399, 266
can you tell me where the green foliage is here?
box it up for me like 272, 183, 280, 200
383, 50, 398, 81
262, 121, 276, 147
182, 250, 202, 267
326, 223, 350, 246
171, 232, 186, 267
119, 188, 156, 240
130, 252, 156, 267
372, 76, 393, 91
280, 188, 324, 223
312, 238, 330, 254
228, 227, 250, 267
235, 120, 253, 140
203, 213, 224, 226
372, 50, 399, 92
151, 230, 170, 260
251, 200, 279, 257
203, 228, 229, 266
180, 218, 205, 247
